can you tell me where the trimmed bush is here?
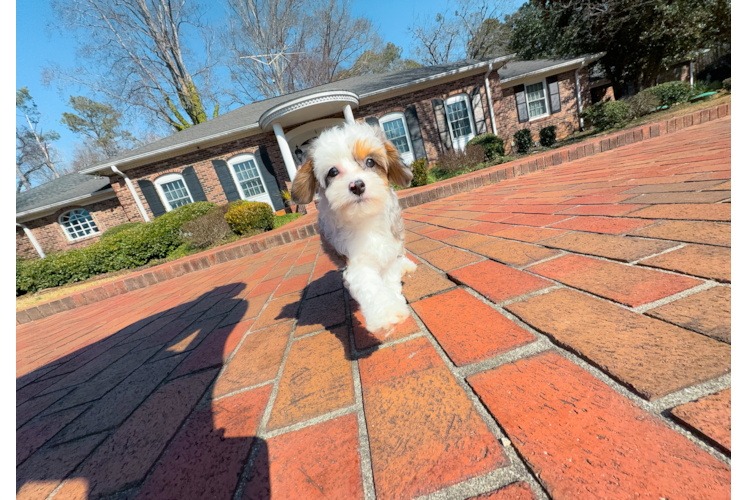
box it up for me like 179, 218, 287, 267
513, 129, 533, 154
436, 145, 485, 171
225, 201, 274, 235
648, 81, 693, 107
100, 222, 143, 240
16, 201, 214, 296
581, 100, 632, 131
181, 207, 233, 249
467, 134, 505, 160
410, 158, 430, 187
626, 89, 660, 118
539, 126, 557, 147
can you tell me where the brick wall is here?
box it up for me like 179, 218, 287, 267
113, 132, 292, 222
494, 68, 591, 151
17, 196, 131, 258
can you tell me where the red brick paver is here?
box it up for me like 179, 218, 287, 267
16, 116, 731, 499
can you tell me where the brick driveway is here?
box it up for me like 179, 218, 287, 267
17, 117, 730, 499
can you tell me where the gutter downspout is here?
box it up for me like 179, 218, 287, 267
111, 165, 151, 222
575, 61, 587, 131
17, 223, 45, 258
484, 63, 498, 135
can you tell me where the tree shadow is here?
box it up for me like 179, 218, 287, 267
16, 282, 273, 500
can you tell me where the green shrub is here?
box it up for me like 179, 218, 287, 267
648, 81, 693, 107
225, 201, 274, 235
181, 207, 233, 249
16, 201, 214, 295
436, 145, 485, 171
539, 126, 557, 147
100, 222, 143, 240
724, 78, 731, 92
467, 134, 505, 160
626, 89, 660, 118
274, 213, 303, 229
513, 129, 533, 154
581, 100, 632, 131
410, 158, 430, 187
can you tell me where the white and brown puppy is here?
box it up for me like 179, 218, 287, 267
291, 121, 417, 333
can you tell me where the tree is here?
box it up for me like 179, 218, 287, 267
44, 0, 220, 132
16, 87, 62, 192
408, 0, 515, 65
222, 0, 378, 101
466, 15, 515, 60
61, 96, 134, 158
334, 42, 421, 80
509, 0, 731, 96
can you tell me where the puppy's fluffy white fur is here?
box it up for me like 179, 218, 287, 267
291, 122, 417, 332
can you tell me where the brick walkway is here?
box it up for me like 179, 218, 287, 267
17, 117, 730, 500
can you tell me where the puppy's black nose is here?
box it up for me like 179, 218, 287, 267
349, 179, 366, 196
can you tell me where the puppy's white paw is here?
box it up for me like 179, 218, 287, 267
365, 303, 411, 333
401, 258, 417, 277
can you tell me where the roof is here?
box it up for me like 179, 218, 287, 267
16, 173, 113, 217
80, 56, 515, 174
498, 55, 604, 83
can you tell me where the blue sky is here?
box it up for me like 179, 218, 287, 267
16, 0, 523, 170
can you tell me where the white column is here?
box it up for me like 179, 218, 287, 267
18, 223, 45, 258
575, 63, 586, 131
343, 104, 355, 124
111, 165, 150, 222
484, 63, 497, 135
272, 123, 297, 183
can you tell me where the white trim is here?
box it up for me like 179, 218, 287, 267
17, 223, 45, 258
227, 153, 274, 207
499, 54, 605, 84
485, 63, 497, 135
525, 79, 550, 121
111, 166, 150, 222
444, 94, 476, 151
154, 173, 194, 211
59, 208, 100, 241
15, 188, 115, 219
260, 91, 359, 130
575, 62, 586, 130
380, 112, 415, 165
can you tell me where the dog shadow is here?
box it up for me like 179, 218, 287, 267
16, 283, 275, 500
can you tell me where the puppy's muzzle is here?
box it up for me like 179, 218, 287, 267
349, 179, 366, 196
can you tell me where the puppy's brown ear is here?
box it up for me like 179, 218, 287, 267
384, 141, 414, 188
291, 158, 317, 204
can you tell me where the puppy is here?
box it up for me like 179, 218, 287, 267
291, 121, 417, 333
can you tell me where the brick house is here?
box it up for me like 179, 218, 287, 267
17, 54, 602, 258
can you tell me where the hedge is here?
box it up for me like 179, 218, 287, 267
17, 202, 214, 296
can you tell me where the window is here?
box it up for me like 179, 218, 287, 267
227, 154, 273, 208
444, 94, 476, 150
60, 208, 99, 240
525, 81, 549, 120
380, 112, 414, 165
155, 173, 193, 211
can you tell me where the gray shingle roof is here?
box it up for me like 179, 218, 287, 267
16, 174, 112, 215
498, 55, 602, 83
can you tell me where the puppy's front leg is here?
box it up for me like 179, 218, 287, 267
344, 263, 410, 332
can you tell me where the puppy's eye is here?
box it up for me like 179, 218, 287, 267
365, 158, 375, 168
327, 167, 339, 178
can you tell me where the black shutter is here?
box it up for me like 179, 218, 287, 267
547, 75, 561, 114
514, 85, 529, 123
431, 98, 452, 151
256, 145, 285, 211
404, 105, 427, 160
470, 87, 488, 135
212, 159, 241, 202
181, 166, 207, 202
365, 117, 380, 128
137, 179, 166, 218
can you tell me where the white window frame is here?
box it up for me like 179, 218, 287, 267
525, 79, 551, 121
59, 208, 100, 241
227, 154, 274, 208
380, 112, 415, 165
154, 172, 194, 212
444, 94, 476, 151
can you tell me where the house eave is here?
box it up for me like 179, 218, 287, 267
500, 53, 606, 85
16, 188, 116, 222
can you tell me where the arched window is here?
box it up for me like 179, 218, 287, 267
380, 112, 415, 165
155, 173, 193, 211
228, 154, 273, 207
59, 208, 99, 240
444, 94, 476, 150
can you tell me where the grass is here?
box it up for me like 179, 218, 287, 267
17, 211, 309, 311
